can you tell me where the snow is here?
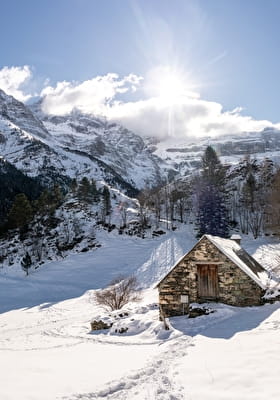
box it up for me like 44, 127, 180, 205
41, 115, 168, 189
230, 234, 242, 240
0, 305, 158, 399
206, 234, 270, 289
0, 227, 279, 399
152, 130, 280, 174
2, 83, 280, 399
242, 235, 280, 296
3, 88, 280, 194
172, 303, 280, 400
0, 227, 194, 313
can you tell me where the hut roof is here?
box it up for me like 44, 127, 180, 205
205, 235, 268, 289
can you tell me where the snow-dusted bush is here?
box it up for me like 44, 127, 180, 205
94, 275, 142, 311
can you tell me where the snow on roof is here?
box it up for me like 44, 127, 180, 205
205, 235, 269, 289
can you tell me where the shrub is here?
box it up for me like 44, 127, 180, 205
94, 275, 141, 311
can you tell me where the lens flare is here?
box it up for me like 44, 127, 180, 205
145, 65, 198, 104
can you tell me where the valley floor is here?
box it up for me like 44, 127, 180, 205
0, 227, 279, 399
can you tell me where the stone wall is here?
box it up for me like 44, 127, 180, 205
158, 237, 265, 318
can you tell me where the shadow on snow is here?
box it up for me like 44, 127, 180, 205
169, 302, 280, 339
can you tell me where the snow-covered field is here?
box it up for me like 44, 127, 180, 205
0, 227, 279, 399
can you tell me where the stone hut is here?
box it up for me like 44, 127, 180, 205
157, 234, 269, 318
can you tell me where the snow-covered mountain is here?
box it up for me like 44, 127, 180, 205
0, 89, 49, 140
0, 89, 177, 191
31, 102, 172, 189
0, 90, 161, 192
1, 87, 280, 193
153, 127, 280, 175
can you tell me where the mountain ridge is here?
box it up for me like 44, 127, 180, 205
1, 88, 280, 193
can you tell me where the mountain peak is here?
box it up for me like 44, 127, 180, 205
0, 88, 50, 140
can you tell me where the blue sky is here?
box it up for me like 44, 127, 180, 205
1, 0, 280, 138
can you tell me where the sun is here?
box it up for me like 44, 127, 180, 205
145, 65, 196, 103
157, 73, 185, 100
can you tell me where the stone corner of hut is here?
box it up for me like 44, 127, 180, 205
158, 236, 265, 319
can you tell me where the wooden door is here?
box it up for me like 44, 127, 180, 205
198, 264, 218, 299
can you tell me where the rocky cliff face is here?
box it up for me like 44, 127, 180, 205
0, 89, 49, 139
153, 128, 280, 176
32, 107, 171, 189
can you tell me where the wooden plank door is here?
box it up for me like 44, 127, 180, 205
198, 264, 218, 299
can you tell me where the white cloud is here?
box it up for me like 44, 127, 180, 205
0, 65, 32, 102
40, 73, 143, 115
106, 95, 278, 139
37, 69, 280, 140
0, 65, 279, 140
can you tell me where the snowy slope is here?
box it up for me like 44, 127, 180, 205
172, 303, 280, 400
0, 227, 279, 399
0, 226, 195, 313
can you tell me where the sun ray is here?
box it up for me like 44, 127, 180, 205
144, 65, 199, 105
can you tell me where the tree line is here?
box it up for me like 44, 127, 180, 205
2, 147, 280, 245
1, 176, 112, 235
136, 146, 279, 239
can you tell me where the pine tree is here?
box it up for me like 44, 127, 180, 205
77, 177, 92, 203
242, 173, 257, 212
102, 186, 111, 215
70, 178, 78, 193
265, 168, 280, 234
90, 179, 99, 201
21, 252, 32, 276
195, 146, 229, 238
8, 193, 33, 229
201, 146, 226, 184
237, 158, 271, 238
33, 190, 52, 216
52, 184, 64, 206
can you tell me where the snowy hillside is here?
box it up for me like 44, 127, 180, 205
0, 184, 141, 274
0, 225, 279, 399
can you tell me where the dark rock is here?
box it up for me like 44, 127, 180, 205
90, 320, 113, 331
189, 307, 215, 318
118, 327, 128, 334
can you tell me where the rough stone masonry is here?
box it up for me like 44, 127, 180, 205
158, 236, 265, 319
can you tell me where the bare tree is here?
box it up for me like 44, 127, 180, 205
137, 190, 151, 232
59, 222, 72, 245
73, 217, 83, 238
265, 168, 280, 235
247, 208, 264, 239
119, 201, 128, 227
31, 237, 45, 262
94, 275, 142, 311
162, 183, 170, 230
150, 187, 162, 228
